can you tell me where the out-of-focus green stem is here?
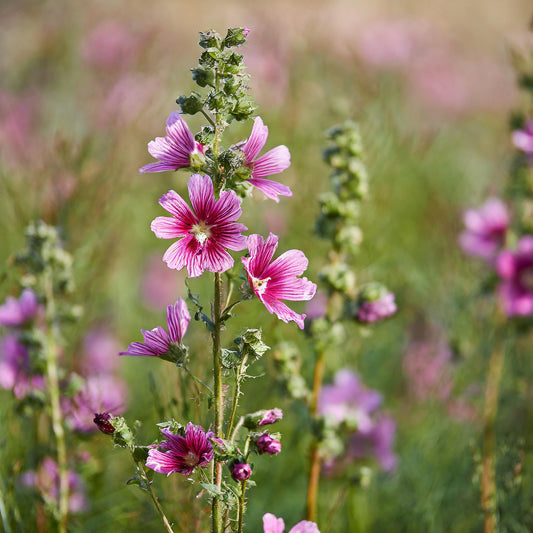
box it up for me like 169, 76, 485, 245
43, 273, 69, 533
237, 480, 247, 533
481, 343, 505, 533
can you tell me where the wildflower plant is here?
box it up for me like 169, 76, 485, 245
105, 28, 318, 533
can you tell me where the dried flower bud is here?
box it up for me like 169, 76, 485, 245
93, 412, 115, 435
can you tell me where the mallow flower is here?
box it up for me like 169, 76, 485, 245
512, 120, 533, 160
459, 198, 509, 260
0, 288, 39, 327
242, 233, 316, 329
263, 513, 320, 533
119, 298, 190, 360
146, 423, 213, 476
151, 174, 247, 278
239, 117, 292, 202
139, 111, 204, 173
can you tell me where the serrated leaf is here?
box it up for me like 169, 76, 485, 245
221, 348, 242, 369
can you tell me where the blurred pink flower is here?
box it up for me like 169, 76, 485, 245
141, 254, 184, 309
305, 290, 328, 321
263, 513, 320, 533
82, 22, 137, 71
20, 457, 87, 514
0, 289, 40, 327
512, 121, 533, 158
81, 327, 121, 375
62, 374, 127, 432
496, 236, 533, 316
403, 340, 453, 402
459, 198, 509, 261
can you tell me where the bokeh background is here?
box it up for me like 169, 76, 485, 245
1, 0, 533, 531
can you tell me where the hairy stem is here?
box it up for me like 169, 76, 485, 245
237, 480, 247, 533
226, 354, 247, 439
306, 349, 326, 523
43, 273, 69, 533
481, 343, 505, 533
211, 272, 224, 533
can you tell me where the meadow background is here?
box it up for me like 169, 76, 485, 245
1, 0, 533, 531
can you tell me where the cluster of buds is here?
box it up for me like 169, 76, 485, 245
315, 122, 396, 323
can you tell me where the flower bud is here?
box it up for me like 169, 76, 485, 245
231, 462, 252, 481
256, 433, 282, 455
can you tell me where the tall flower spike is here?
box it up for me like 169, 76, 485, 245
146, 423, 214, 476
139, 112, 204, 173
242, 233, 317, 329
119, 298, 190, 358
151, 174, 247, 277
240, 117, 292, 202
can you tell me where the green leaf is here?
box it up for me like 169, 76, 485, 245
221, 348, 242, 369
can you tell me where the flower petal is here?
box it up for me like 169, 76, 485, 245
252, 145, 291, 177
151, 216, 189, 239
167, 298, 190, 344
248, 177, 292, 202
263, 513, 285, 533
242, 117, 268, 162
157, 190, 195, 223
242, 233, 279, 278
188, 174, 216, 221
259, 292, 306, 329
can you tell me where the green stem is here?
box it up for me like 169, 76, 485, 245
137, 462, 176, 533
237, 480, 247, 533
481, 342, 505, 533
43, 273, 69, 533
211, 272, 224, 533
226, 354, 247, 439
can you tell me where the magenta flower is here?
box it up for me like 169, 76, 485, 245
256, 433, 282, 455
151, 174, 247, 278
242, 233, 316, 329
263, 513, 320, 533
0, 289, 39, 327
258, 408, 283, 426
356, 285, 397, 324
459, 198, 509, 260
496, 236, 533, 316
512, 121, 533, 158
146, 423, 214, 476
231, 462, 252, 481
81, 327, 121, 375
239, 117, 292, 202
318, 369, 381, 432
120, 298, 191, 358
139, 112, 204, 173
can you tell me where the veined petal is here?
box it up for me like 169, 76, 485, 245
146, 449, 180, 475
252, 145, 291, 177
167, 298, 190, 344
151, 216, 189, 239
140, 161, 182, 174
243, 233, 279, 277
146, 137, 190, 168
202, 242, 234, 274
165, 112, 196, 153
162, 239, 190, 271
158, 190, 195, 223
211, 189, 243, 224
259, 293, 306, 329
141, 327, 170, 354
188, 174, 216, 221
242, 117, 268, 162
265, 249, 309, 279
119, 341, 159, 357
248, 177, 292, 202
266, 276, 317, 301
214, 225, 248, 251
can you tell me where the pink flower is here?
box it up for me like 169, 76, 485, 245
258, 408, 283, 426
120, 298, 190, 358
146, 423, 214, 476
81, 327, 121, 375
140, 112, 204, 173
512, 121, 533, 158
239, 117, 292, 202
62, 374, 127, 432
256, 433, 282, 455
263, 513, 320, 533
0, 289, 39, 327
141, 254, 185, 309
459, 198, 509, 260
151, 175, 247, 277
496, 236, 533, 316
242, 233, 316, 329
356, 285, 397, 324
